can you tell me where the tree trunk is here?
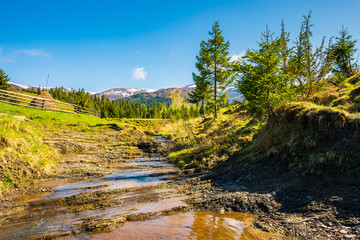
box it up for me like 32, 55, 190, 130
267, 103, 278, 123
202, 98, 206, 119
214, 56, 218, 119
214, 79, 217, 118
267, 91, 277, 123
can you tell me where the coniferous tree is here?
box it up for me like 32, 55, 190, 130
279, 20, 294, 83
195, 21, 235, 118
290, 29, 305, 86
236, 26, 292, 119
188, 73, 212, 118
0, 69, 10, 90
290, 12, 329, 97
327, 26, 358, 77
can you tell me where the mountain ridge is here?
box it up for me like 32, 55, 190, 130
8, 81, 242, 103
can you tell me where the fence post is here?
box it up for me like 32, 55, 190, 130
0, 89, 99, 117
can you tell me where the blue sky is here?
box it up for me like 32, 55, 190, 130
1, 0, 359, 92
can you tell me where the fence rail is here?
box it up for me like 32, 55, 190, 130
0, 89, 100, 117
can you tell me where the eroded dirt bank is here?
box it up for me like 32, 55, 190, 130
168, 163, 359, 239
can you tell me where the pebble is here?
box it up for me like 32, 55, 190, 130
320, 224, 328, 228
340, 229, 348, 234
345, 234, 356, 239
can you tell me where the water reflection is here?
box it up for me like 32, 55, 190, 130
190, 212, 244, 239
85, 212, 257, 240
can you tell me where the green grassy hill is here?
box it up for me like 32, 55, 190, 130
0, 112, 58, 192
161, 73, 360, 175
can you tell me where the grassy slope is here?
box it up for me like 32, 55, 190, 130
161, 108, 265, 170
0, 115, 58, 191
161, 73, 360, 175
0, 102, 107, 192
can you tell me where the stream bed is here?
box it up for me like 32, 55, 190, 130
0, 137, 273, 240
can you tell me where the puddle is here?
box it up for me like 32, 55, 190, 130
153, 136, 169, 142
14, 192, 52, 203
99, 212, 246, 240
42, 155, 179, 200
58, 211, 280, 240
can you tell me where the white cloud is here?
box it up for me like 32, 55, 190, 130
132, 67, 147, 80
230, 52, 245, 62
21, 48, 51, 57
0, 48, 16, 63
170, 48, 178, 57
0, 47, 51, 63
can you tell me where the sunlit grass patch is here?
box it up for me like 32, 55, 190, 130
161, 107, 258, 170
0, 115, 59, 192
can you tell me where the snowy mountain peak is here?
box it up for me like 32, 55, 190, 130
96, 88, 156, 100
8, 81, 73, 93
6, 81, 242, 103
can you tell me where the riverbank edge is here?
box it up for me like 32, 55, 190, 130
164, 162, 360, 239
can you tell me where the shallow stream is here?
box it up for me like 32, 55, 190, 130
0, 137, 273, 240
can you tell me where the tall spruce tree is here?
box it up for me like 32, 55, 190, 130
290, 12, 329, 97
236, 26, 292, 119
194, 21, 234, 118
327, 26, 358, 77
279, 20, 293, 82
0, 69, 10, 90
188, 73, 212, 118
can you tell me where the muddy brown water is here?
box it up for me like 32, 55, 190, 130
0, 137, 277, 240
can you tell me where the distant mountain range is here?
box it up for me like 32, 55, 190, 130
95, 84, 242, 103
96, 88, 156, 100
8, 82, 74, 93
8, 81, 243, 104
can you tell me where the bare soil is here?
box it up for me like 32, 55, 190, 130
164, 162, 360, 239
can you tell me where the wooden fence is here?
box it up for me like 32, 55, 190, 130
0, 89, 100, 117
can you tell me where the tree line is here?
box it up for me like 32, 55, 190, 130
20, 86, 200, 119
190, 12, 358, 119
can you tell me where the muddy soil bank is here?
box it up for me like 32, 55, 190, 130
164, 161, 360, 239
